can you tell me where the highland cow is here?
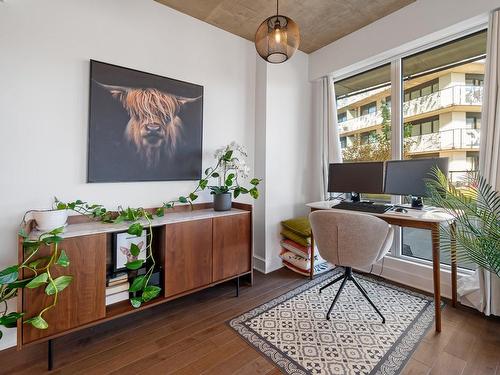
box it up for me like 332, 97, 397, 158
97, 82, 200, 168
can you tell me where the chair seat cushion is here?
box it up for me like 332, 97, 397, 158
281, 216, 311, 237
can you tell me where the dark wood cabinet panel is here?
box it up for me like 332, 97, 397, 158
22, 234, 106, 344
164, 219, 213, 296
213, 213, 251, 281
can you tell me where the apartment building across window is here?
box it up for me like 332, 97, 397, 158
466, 112, 481, 129
465, 73, 484, 86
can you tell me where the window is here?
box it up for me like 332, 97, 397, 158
465, 73, 484, 86
406, 116, 439, 136
334, 63, 392, 204
340, 136, 347, 148
401, 30, 486, 270
360, 102, 377, 116
337, 111, 347, 123
466, 112, 481, 129
403, 79, 439, 102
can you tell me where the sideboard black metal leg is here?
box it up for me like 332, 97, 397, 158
48, 339, 54, 371
236, 276, 240, 297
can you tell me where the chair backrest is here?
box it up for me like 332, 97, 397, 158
309, 210, 394, 268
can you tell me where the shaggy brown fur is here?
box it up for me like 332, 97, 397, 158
98, 82, 199, 168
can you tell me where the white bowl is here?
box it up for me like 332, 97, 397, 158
31, 210, 68, 232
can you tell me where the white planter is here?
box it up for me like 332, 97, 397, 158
31, 210, 68, 232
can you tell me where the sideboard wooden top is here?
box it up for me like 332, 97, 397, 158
28, 208, 249, 239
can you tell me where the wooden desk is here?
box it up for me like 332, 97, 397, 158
306, 200, 457, 333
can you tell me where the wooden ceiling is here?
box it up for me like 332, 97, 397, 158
155, 0, 415, 54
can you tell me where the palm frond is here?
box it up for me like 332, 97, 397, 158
425, 168, 500, 277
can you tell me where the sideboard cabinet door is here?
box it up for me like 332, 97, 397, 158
22, 233, 107, 344
165, 219, 213, 296
212, 213, 251, 282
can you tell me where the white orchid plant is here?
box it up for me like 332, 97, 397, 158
206, 142, 260, 199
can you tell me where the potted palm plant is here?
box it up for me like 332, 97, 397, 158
206, 142, 260, 211
425, 169, 499, 277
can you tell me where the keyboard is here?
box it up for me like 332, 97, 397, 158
332, 201, 392, 214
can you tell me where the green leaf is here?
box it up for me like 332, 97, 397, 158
129, 243, 141, 257
42, 235, 63, 245
142, 285, 161, 302
204, 167, 211, 175
179, 196, 188, 204
156, 207, 165, 217
250, 188, 259, 199
28, 256, 51, 270
24, 316, 48, 330
0, 312, 24, 328
129, 275, 147, 292
189, 193, 198, 201
56, 202, 67, 210
199, 179, 208, 190
164, 203, 173, 209
113, 215, 126, 224
250, 178, 260, 186
0, 265, 19, 284
26, 273, 48, 289
223, 150, 233, 161
56, 250, 70, 267
211, 172, 219, 178
233, 188, 241, 199
49, 227, 65, 236
8, 278, 33, 289
45, 275, 73, 295
127, 223, 143, 237
125, 259, 144, 270
23, 240, 40, 255
130, 297, 142, 308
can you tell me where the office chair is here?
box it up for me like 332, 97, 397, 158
309, 210, 394, 323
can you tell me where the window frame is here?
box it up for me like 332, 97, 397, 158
331, 26, 487, 275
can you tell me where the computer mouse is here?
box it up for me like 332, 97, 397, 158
394, 207, 408, 213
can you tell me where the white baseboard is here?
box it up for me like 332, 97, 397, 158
253, 255, 267, 273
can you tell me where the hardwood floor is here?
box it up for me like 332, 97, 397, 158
1, 268, 499, 375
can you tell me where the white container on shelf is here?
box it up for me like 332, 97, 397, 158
31, 209, 68, 232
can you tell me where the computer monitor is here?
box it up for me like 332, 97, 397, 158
384, 157, 449, 208
328, 162, 385, 202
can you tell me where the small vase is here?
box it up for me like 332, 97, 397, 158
213, 193, 232, 211
31, 209, 68, 232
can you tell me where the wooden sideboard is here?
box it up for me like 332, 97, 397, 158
17, 203, 253, 355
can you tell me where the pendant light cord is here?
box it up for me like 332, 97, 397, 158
276, 0, 279, 16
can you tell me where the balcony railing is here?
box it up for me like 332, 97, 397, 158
403, 85, 483, 118
338, 85, 483, 134
406, 128, 480, 153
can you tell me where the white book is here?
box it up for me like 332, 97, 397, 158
105, 291, 130, 306
106, 282, 130, 296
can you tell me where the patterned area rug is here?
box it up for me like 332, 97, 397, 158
229, 269, 436, 375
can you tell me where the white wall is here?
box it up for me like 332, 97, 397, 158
253, 52, 318, 273
0, 0, 256, 349
309, 0, 498, 80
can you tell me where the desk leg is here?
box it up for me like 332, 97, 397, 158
310, 234, 315, 280
450, 222, 458, 308
431, 224, 442, 332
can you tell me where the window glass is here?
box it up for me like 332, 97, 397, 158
401, 30, 486, 269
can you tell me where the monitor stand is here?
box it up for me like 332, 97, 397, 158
411, 196, 424, 209
350, 192, 361, 203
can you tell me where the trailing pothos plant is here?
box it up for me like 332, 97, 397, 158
1, 142, 262, 339
1, 226, 72, 337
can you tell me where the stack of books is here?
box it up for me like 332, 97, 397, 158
106, 273, 130, 306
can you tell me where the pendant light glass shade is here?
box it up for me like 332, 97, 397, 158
255, 5, 300, 64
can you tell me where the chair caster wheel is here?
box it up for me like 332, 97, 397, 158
382, 318, 386, 324
326, 316, 330, 321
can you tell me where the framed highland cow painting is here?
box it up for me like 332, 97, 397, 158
88, 60, 203, 182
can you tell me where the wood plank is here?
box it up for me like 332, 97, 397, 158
22, 234, 106, 344
212, 213, 251, 281
165, 218, 213, 296
400, 359, 431, 375
429, 352, 466, 375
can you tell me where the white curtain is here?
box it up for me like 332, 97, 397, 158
320, 77, 342, 201
458, 9, 500, 316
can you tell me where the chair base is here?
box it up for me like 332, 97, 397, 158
319, 267, 386, 323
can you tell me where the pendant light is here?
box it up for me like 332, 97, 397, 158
255, 0, 300, 64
